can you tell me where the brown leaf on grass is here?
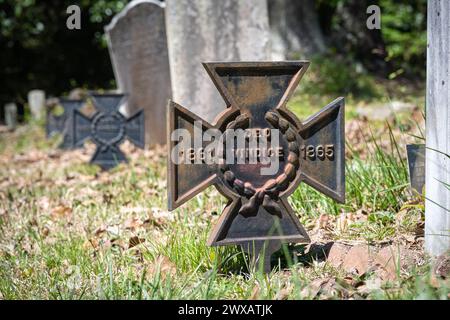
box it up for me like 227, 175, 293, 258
146, 256, 177, 280
274, 285, 292, 300
41, 226, 50, 237
128, 236, 145, 249
94, 225, 106, 236
319, 278, 339, 298
314, 214, 330, 231
102, 192, 114, 204
13, 150, 47, 163
50, 205, 72, 219
342, 245, 370, 276
300, 278, 331, 299
124, 217, 143, 231
83, 238, 99, 250
433, 254, 450, 279
249, 284, 260, 300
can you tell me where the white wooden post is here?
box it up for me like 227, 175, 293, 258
425, 0, 450, 256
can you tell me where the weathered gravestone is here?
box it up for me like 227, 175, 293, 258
168, 62, 345, 272
165, 0, 271, 123
46, 99, 85, 149
28, 90, 46, 120
105, 0, 171, 147
406, 144, 425, 195
425, 0, 450, 256
72, 94, 145, 170
268, 0, 326, 60
4, 103, 18, 130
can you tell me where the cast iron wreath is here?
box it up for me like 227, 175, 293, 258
218, 111, 300, 217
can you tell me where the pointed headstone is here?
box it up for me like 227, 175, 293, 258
105, 0, 171, 147
165, 0, 271, 123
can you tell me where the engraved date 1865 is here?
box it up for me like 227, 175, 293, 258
301, 144, 334, 160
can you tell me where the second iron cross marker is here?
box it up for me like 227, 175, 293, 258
167, 61, 345, 272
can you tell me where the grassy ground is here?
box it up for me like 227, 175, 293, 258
0, 86, 448, 300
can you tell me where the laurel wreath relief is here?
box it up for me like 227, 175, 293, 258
91, 113, 125, 151
219, 111, 300, 217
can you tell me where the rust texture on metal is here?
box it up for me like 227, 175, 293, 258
72, 93, 145, 170
406, 144, 425, 195
167, 61, 345, 272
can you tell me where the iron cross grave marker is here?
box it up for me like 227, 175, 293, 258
406, 144, 425, 195
46, 99, 85, 149
167, 62, 345, 272
72, 93, 145, 170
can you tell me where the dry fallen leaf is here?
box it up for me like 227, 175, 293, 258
249, 284, 260, 300
94, 225, 106, 236
300, 278, 330, 299
124, 217, 142, 231
128, 236, 145, 249
274, 285, 292, 300
51, 205, 72, 219
314, 214, 330, 231
434, 254, 450, 279
146, 256, 177, 280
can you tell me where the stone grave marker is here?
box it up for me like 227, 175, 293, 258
4, 103, 18, 130
268, 0, 326, 60
165, 0, 271, 123
105, 0, 171, 147
167, 61, 345, 272
72, 93, 145, 170
406, 144, 425, 195
28, 90, 46, 120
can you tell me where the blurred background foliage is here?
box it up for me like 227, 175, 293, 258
0, 0, 427, 112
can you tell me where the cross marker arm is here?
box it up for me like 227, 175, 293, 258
72, 109, 93, 147
167, 101, 218, 210
125, 109, 145, 148
298, 97, 345, 203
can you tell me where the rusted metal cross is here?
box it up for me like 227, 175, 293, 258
72, 93, 145, 170
168, 62, 345, 272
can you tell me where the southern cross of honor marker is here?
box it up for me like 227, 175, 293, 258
167, 61, 345, 272
46, 99, 84, 147
406, 144, 425, 195
72, 93, 145, 170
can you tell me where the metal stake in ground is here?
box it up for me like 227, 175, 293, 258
167, 61, 345, 272
406, 144, 425, 195
72, 93, 145, 170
